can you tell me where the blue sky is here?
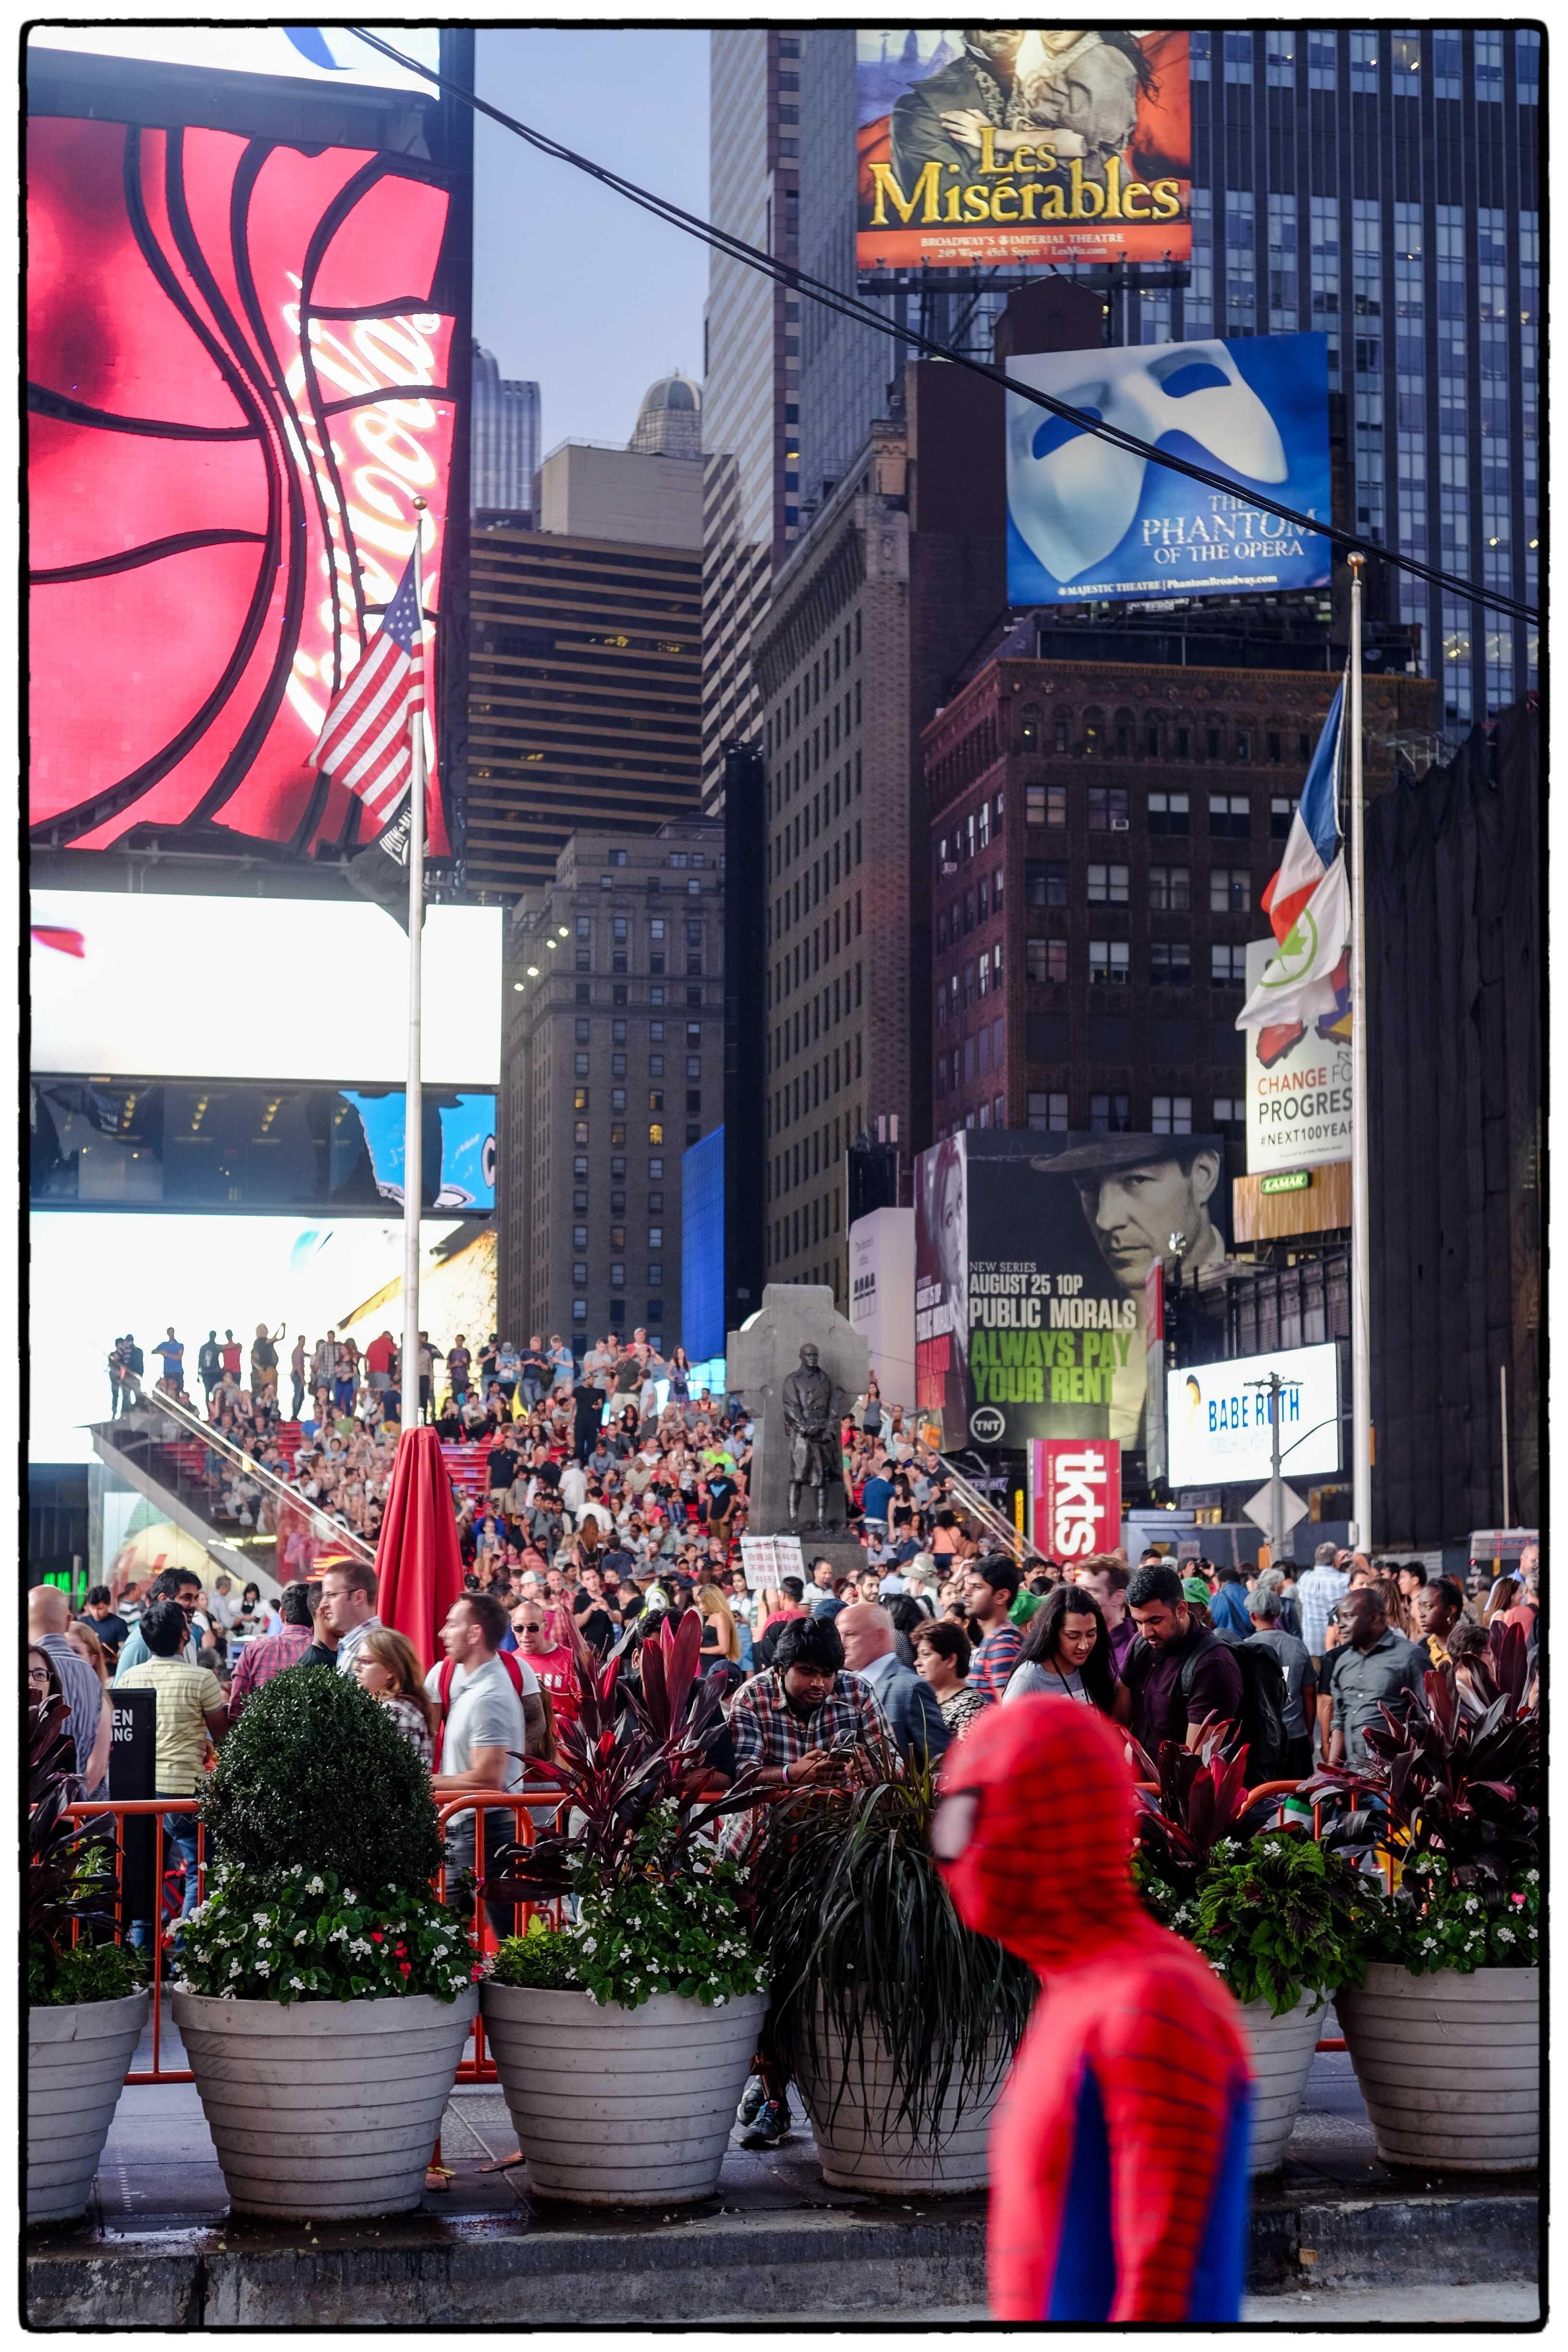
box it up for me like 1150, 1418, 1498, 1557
472, 29, 711, 452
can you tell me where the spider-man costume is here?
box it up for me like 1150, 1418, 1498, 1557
936, 1697, 1253, 2323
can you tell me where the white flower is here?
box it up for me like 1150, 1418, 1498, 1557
294, 1930, 308, 1946
256, 1960, 271, 1976
348, 1937, 373, 1957
289, 1863, 304, 1876
346, 1890, 359, 1903
229, 1958, 242, 1977
289, 1975, 305, 1989
1464, 1897, 1480, 1913
1525, 1870, 1539, 1885
306, 1876, 325, 1896
253, 1911, 271, 1927
1497, 1926, 1516, 1945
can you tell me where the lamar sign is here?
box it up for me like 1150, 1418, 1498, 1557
1031, 1438, 1121, 1560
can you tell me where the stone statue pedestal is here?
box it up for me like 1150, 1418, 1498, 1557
728, 1285, 870, 1544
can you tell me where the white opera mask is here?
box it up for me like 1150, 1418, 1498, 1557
1006, 341, 1288, 585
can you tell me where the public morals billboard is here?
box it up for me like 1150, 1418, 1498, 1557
1005, 333, 1332, 606
914, 1129, 1227, 1455
856, 29, 1190, 271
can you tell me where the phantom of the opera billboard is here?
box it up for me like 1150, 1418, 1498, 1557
1006, 332, 1332, 606
857, 29, 1189, 271
915, 1130, 1227, 1456
26, 27, 472, 872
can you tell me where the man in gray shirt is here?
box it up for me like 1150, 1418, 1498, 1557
1327, 1589, 1430, 1769
1246, 1585, 1317, 1779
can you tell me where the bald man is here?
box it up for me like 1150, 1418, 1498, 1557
837, 1601, 951, 1766
28, 1585, 112, 1790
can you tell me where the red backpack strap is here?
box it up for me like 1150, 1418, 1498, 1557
433, 1655, 456, 1769
500, 1650, 525, 1697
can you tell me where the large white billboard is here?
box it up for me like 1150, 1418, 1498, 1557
1244, 937, 1352, 1175
28, 26, 440, 95
30, 894, 500, 1088
849, 1208, 917, 1413
1166, 1341, 1341, 1492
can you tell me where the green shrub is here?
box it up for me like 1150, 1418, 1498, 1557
1365, 1853, 1539, 1974
30, 1939, 147, 2009
200, 1665, 442, 1889
491, 1919, 584, 1993
1182, 1828, 1370, 2016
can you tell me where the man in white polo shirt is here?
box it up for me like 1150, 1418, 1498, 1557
427, 1590, 544, 1936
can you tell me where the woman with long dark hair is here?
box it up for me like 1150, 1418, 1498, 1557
1004, 1582, 1130, 1724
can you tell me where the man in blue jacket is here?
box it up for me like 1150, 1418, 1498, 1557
837, 1603, 950, 1765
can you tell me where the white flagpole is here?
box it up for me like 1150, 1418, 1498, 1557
1347, 552, 1372, 1549
401, 498, 428, 1433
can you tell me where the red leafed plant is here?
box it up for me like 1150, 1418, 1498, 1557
484, 1608, 781, 1906
1129, 1718, 1281, 1897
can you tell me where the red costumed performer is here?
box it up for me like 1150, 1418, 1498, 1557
934, 1695, 1253, 2323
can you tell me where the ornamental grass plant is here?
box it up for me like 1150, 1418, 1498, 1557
176, 1665, 476, 2004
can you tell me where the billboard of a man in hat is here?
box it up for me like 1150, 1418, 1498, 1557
1036, 1133, 1226, 1296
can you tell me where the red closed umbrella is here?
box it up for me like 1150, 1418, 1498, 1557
376, 1425, 466, 1674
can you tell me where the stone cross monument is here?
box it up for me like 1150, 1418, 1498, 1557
728, 1284, 870, 1540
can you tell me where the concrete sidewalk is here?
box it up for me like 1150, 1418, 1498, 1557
27, 2018, 1542, 2327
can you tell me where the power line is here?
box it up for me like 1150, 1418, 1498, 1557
350, 27, 1537, 631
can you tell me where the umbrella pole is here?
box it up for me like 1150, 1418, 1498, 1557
401, 499, 428, 1434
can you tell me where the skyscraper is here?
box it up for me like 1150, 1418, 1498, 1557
699, 28, 801, 807
470, 341, 540, 520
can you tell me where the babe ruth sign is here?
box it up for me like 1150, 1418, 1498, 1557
1031, 1437, 1121, 1560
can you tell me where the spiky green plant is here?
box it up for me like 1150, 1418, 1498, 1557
752, 1733, 1035, 2145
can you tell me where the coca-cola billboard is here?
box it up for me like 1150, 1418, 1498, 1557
27, 103, 466, 866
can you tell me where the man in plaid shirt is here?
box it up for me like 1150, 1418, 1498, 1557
728, 1614, 893, 2149
226, 1582, 316, 1720
965, 1556, 1025, 1704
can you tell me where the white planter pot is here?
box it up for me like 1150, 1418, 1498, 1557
795, 2008, 1009, 2195
172, 1986, 477, 2218
1336, 1962, 1538, 2171
481, 1981, 767, 2205
1238, 1992, 1323, 2173
27, 1989, 150, 2224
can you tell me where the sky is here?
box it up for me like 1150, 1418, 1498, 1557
472, 29, 711, 453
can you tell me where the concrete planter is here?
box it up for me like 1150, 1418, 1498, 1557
172, 1986, 478, 2218
1337, 1963, 1538, 2171
795, 2008, 1009, 2195
27, 1990, 150, 2224
481, 1981, 768, 2205
1238, 1992, 1323, 2173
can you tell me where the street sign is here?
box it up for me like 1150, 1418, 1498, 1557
1242, 1480, 1309, 1536
1260, 1168, 1313, 1195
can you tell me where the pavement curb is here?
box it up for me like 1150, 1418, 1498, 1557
26, 2188, 1540, 2326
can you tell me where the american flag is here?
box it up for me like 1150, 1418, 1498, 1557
311, 551, 427, 822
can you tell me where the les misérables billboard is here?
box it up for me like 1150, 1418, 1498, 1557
857, 29, 1190, 272
915, 1130, 1227, 1456
1005, 332, 1332, 606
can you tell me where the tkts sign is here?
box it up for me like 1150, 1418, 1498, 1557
1031, 1438, 1121, 1561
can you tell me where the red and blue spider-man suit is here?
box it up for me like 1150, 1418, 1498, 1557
935, 1695, 1253, 2323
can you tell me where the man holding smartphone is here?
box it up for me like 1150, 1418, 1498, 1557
726, 1614, 892, 2149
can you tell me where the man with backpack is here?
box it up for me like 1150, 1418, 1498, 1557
1124, 1560, 1291, 1784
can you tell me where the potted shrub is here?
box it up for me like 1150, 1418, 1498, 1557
171, 1666, 479, 2219
1309, 1623, 1540, 2171
1132, 1730, 1369, 2172
480, 1611, 774, 2205
28, 1694, 149, 2225
752, 1736, 1035, 2194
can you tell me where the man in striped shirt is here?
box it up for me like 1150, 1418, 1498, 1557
964, 1556, 1025, 1704
227, 1582, 316, 1720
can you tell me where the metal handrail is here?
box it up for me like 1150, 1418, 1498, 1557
936, 1454, 1044, 1567
113, 1384, 376, 1566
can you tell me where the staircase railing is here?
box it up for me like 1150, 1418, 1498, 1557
101, 1384, 377, 1569
936, 1454, 1044, 1568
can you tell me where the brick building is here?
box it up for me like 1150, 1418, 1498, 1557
925, 645, 1435, 1144
498, 816, 724, 1352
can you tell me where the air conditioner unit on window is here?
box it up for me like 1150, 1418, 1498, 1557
1110, 816, 1130, 831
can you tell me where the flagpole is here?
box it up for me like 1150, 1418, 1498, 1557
1347, 552, 1372, 1550
401, 499, 428, 1433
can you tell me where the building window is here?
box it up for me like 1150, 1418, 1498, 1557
1209, 794, 1251, 838
610, 1122, 626, 1146
648, 1122, 664, 1145
612, 915, 628, 943
574, 1121, 589, 1146
1025, 860, 1068, 907
573, 1086, 589, 1112
1090, 1093, 1131, 1132
1090, 941, 1129, 985
610, 1264, 625, 1287
1148, 864, 1190, 912
1266, 29, 1295, 85
574, 1053, 589, 1078
1211, 944, 1248, 985
576, 915, 591, 938
1027, 1092, 1070, 1132
649, 1054, 664, 1077
1026, 938, 1068, 985
1150, 941, 1192, 985
648, 1226, 663, 1250
572, 1298, 587, 1323
575, 1018, 590, 1043
1152, 1095, 1193, 1136
647, 1265, 662, 1286
1271, 796, 1293, 839
647, 1090, 663, 1113
575, 949, 591, 972
572, 1262, 588, 1286
573, 1155, 588, 1178
1213, 1097, 1243, 1127
1148, 792, 1189, 835
1088, 786, 1129, 830
1026, 782, 1067, 827
1019, 701, 1041, 747
1391, 29, 1421, 86
1210, 867, 1252, 913
669, 850, 688, 868
1086, 862, 1129, 905
609, 1087, 626, 1112
608, 1300, 625, 1325
611, 1052, 627, 1077
571, 1225, 588, 1250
